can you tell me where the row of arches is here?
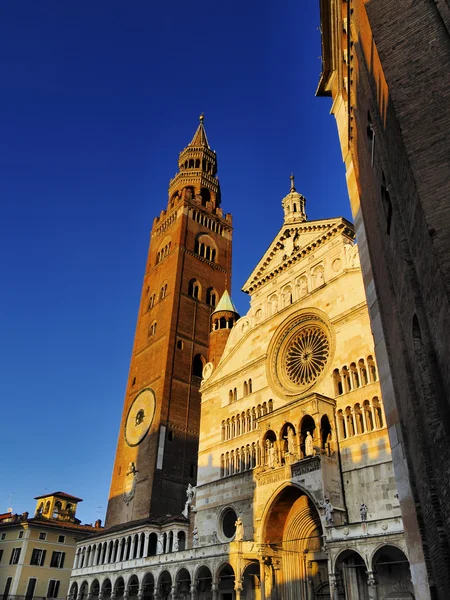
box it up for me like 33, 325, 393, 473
194, 235, 217, 263
266, 265, 326, 317
227, 379, 254, 404
154, 212, 176, 237
337, 397, 384, 439
181, 158, 215, 175
187, 279, 217, 307
156, 242, 171, 265
221, 401, 273, 441
220, 415, 333, 478
333, 356, 378, 396
189, 208, 225, 235
74, 530, 187, 570
148, 284, 168, 310
71, 563, 236, 600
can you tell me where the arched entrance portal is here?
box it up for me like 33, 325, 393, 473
262, 485, 327, 600
372, 545, 414, 598
334, 550, 368, 599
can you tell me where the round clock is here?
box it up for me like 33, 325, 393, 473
124, 388, 156, 447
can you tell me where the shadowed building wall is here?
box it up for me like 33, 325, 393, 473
317, 1, 450, 597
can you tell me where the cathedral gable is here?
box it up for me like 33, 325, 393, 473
242, 217, 354, 294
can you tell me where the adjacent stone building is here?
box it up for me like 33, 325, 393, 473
317, 1, 450, 597
69, 121, 415, 599
0, 492, 99, 600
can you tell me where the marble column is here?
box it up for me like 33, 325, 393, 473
367, 571, 379, 600
234, 581, 242, 600
170, 584, 177, 600
211, 583, 218, 600
189, 583, 196, 600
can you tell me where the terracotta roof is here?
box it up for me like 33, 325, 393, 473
34, 492, 83, 502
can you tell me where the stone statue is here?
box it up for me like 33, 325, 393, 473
360, 503, 368, 522
235, 517, 244, 541
192, 528, 199, 547
268, 441, 276, 468
156, 535, 164, 554
182, 483, 196, 518
127, 461, 137, 475
287, 426, 296, 455
305, 431, 314, 456
322, 498, 334, 526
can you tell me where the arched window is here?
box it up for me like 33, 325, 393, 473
341, 366, 351, 393
321, 415, 332, 451
354, 403, 365, 434
345, 407, 355, 436
220, 455, 225, 478
368, 355, 378, 382
188, 279, 201, 300
233, 388, 237, 402
363, 400, 374, 431
149, 321, 157, 337
333, 369, 343, 395
243, 381, 248, 396
268, 399, 273, 412
358, 359, 368, 385
228, 390, 233, 403
206, 287, 217, 307
372, 397, 384, 428
192, 354, 205, 378
248, 378, 252, 393
350, 363, 360, 388
221, 421, 226, 441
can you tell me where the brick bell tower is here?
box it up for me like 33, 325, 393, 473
105, 115, 232, 528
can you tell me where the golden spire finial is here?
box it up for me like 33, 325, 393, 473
290, 173, 296, 192
199, 112, 205, 122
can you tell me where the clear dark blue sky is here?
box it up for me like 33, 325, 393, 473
0, 1, 350, 523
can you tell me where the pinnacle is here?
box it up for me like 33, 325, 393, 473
189, 114, 210, 148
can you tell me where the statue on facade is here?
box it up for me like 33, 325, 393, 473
156, 535, 164, 554
320, 498, 334, 526
182, 483, 196, 518
192, 528, 199, 547
287, 426, 297, 455
268, 441, 276, 468
360, 503, 368, 522
235, 517, 244, 541
305, 431, 314, 456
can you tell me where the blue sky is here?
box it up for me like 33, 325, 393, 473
0, 1, 350, 524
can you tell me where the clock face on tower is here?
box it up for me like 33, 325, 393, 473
124, 388, 156, 447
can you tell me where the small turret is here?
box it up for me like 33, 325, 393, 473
208, 291, 240, 367
282, 174, 307, 223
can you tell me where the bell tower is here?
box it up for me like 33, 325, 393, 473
105, 116, 232, 528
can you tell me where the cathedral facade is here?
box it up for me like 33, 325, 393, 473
68, 120, 414, 599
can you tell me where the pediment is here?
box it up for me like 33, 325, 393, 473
242, 217, 353, 293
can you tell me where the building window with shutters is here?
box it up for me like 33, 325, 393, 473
50, 551, 65, 568
30, 548, 46, 566
47, 580, 61, 598
9, 548, 21, 565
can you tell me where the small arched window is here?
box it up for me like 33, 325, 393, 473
188, 279, 201, 300
206, 288, 217, 307
149, 321, 157, 337
192, 354, 205, 378
333, 369, 343, 395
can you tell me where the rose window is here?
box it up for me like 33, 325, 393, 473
285, 326, 329, 385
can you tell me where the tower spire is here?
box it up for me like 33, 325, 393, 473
169, 115, 220, 209
189, 113, 210, 148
